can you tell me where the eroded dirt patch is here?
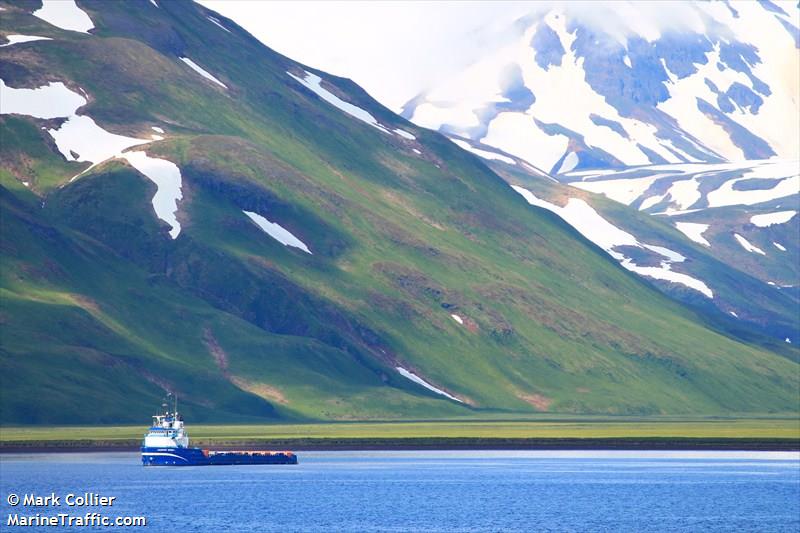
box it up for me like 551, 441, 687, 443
518, 392, 552, 411
230, 376, 288, 405
202, 327, 229, 374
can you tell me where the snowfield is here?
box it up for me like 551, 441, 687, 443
243, 211, 312, 254
404, 3, 798, 174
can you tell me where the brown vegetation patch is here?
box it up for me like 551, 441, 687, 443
202, 327, 229, 373
518, 393, 553, 411
230, 377, 288, 405
70, 294, 101, 315
380, 190, 446, 230
462, 316, 480, 333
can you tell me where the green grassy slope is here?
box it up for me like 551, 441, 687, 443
1, 0, 798, 424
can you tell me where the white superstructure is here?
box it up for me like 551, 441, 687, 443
142, 395, 189, 448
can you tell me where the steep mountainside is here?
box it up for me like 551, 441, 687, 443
1, 0, 797, 424
561, 161, 799, 289
403, 1, 799, 174
397, 1, 799, 344
493, 160, 799, 346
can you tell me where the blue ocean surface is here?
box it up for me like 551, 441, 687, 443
1, 450, 798, 532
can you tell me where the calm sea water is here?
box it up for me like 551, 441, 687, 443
1, 450, 798, 532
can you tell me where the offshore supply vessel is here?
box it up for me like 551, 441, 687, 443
141, 395, 297, 466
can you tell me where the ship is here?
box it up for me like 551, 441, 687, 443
141, 394, 297, 466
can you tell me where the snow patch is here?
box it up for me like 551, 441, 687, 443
243, 211, 311, 254
570, 160, 799, 214
513, 186, 638, 250
639, 194, 665, 211
773, 241, 787, 251
706, 161, 799, 208
451, 314, 464, 325
151, 126, 164, 134
657, 47, 747, 161
730, 311, 738, 318
120, 151, 183, 239
207, 16, 231, 33
734, 233, 766, 255
0, 79, 168, 188
482, 112, 569, 171
451, 139, 516, 165
393, 128, 416, 140
179, 57, 227, 89
675, 222, 711, 247
149, 0, 158, 7
50, 115, 148, 166
0, 80, 86, 119
32, 0, 94, 34
0, 35, 52, 47
396, 367, 462, 402
572, 174, 668, 205
665, 177, 701, 211
642, 244, 685, 263
556, 152, 579, 174
750, 210, 797, 227
513, 185, 712, 297
288, 70, 390, 134
617, 257, 713, 298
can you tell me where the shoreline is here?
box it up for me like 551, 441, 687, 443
2, 437, 798, 453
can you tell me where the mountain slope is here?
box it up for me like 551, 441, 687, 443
403, 1, 799, 174
396, 1, 799, 344
493, 159, 799, 347
561, 160, 799, 289
1, 0, 797, 424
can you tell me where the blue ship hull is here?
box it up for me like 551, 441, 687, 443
141, 446, 297, 466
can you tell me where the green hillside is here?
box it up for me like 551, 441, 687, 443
1, 0, 797, 424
